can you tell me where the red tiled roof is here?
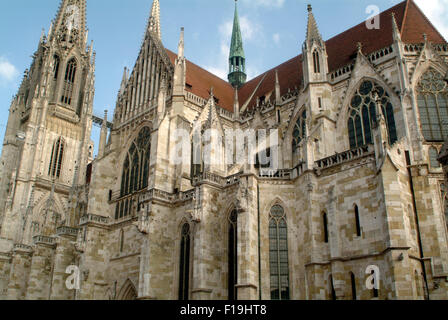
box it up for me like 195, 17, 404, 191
238, 0, 446, 110
165, 0, 446, 113
166, 49, 235, 112
237, 56, 302, 111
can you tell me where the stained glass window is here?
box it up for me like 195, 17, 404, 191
417, 69, 448, 142
292, 110, 307, 152
117, 127, 151, 219
348, 80, 397, 149
269, 205, 290, 300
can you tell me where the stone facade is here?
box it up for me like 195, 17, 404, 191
0, 0, 448, 300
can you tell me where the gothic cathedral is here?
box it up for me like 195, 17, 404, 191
0, 0, 448, 300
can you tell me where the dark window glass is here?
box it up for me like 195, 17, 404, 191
323, 212, 329, 243
228, 209, 238, 300
48, 137, 64, 178
61, 58, 77, 105
269, 205, 290, 300
351, 273, 357, 300
179, 223, 191, 300
348, 80, 397, 148
117, 127, 151, 219
355, 205, 361, 237
292, 110, 307, 152
417, 69, 448, 141
53, 55, 60, 80
330, 275, 336, 300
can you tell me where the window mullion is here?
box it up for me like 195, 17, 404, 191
276, 219, 281, 300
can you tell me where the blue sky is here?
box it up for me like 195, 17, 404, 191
0, 0, 447, 156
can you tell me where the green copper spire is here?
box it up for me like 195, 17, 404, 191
228, 0, 246, 88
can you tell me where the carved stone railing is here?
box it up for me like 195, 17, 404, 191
192, 171, 223, 186
138, 188, 196, 205
224, 172, 242, 186
13, 243, 33, 252
330, 63, 355, 81
403, 43, 424, 53
79, 214, 110, 226
217, 105, 234, 120
185, 91, 207, 107
433, 43, 448, 53
56, 226, 79, 238
315, 145, 373, 170
33, 235, 56, 246
368, 45, 394, 63
258, 162, 304, 180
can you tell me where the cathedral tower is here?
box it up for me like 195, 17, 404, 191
0, 0, 95, 247
228, 0, 246, 89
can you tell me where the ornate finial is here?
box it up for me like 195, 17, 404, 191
210, 87, 214, 98
307, 4, 312, 12
423, 33, 428, 42
357, 42, 363, 53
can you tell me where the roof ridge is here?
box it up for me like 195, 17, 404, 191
400, 0, 411, 37
405, 0, 447, 42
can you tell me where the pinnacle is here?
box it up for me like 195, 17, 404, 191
306, 4, 323, 45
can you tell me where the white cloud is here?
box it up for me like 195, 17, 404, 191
0, 57, 19, 85
218, 15, 261, 42
273, 33, 281, 45
240, 0, 285, 9
414, 0, 448, 40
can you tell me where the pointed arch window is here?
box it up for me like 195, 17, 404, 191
323, 212, 329, 243
228, 209, 238, 300
292, 110, 307, 152
416, 68, 448, 142
348, 80, 397, 149
117, 127, 151, 219
61, 58, 77, 105
269, 205, 290, 300
53, 55, 60, 80
354, 205, 361, 237
350, 272, 357, 300
119, 229, 124, 253
329, 275, 336, 300
313, 50, 320, 74
48, 137, 64, 178
371, 270, 379, 298
179, 223, 191, 301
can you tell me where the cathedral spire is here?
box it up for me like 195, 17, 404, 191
49, 0, 87, 49
305, 4, 323, 48
148, 0, 161, 40
228, 0, 246, 89
302, 4, 328, 86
